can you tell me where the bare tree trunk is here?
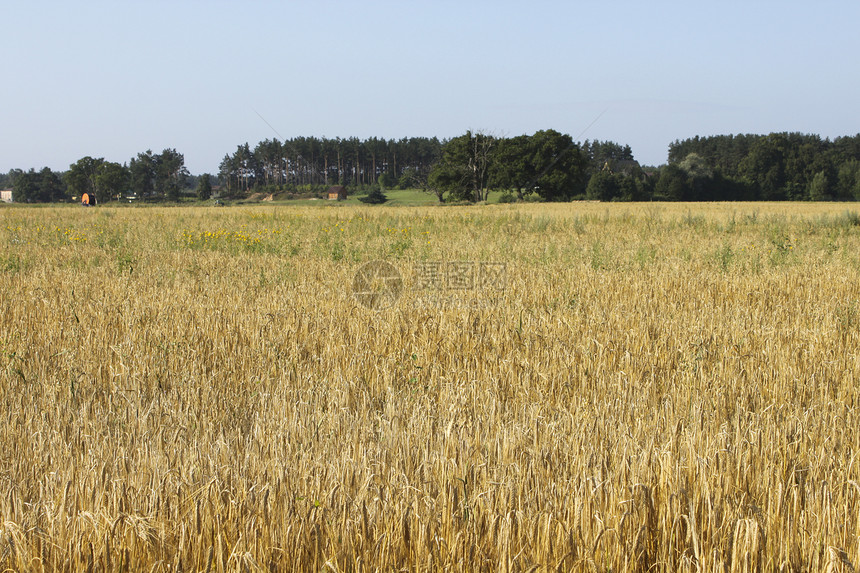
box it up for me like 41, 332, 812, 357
355, 150, 360, 186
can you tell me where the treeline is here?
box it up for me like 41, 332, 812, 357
664, 133, 860, 201
428, 130, 641, 202
6, 131, 860, 204
217, 132, 641, 202
218, 137, 442, 195
3, 149, 202, 204
425, 130, 860, 203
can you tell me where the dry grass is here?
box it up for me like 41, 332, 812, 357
1, 201, 860, 571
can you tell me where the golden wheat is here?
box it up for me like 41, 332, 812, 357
1, 201, 859, 571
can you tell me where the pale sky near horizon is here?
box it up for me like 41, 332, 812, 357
3, 0, 859, 175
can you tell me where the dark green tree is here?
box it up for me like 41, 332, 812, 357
11, 169, 40, 202
95, 162, 130, 202
426, 161, 462, 202
583, 140, 635, 172
39, 167, 67, 202
491, 135, 533, 200
378, 171, 397, 189
11, 168, 66, 202
428, 131, 496, 202
197, 173, 213, 200
808, 170, 833, 201
65, 156, 104, 202
529, 129, 587, 201
654, 164, 690, 201
359, 186, 387, 204
585, 170, 621, 201
677, 153, 715, 200
837, 159, 860, 200
739, 135, 790, 200
254, 139, 284, 187
130, 150, 157, 198
220, 143, 256, 194
13, 169, 37, 203
157, 148, 187, 201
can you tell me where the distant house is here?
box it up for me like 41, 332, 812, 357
0, 189, 12, 203
327, 185, 347, 200
601, 159, 641, 175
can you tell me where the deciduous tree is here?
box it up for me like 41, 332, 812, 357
65, 156, 104, 202
529, 129, 587, 201
429, 131, 496, 202
95, 162, 130, 202
130, 150, 157, 198
197, 173, 212, 200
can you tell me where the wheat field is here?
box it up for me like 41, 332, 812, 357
1, 201, 860, 572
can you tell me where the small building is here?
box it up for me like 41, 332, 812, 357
601, 159, 641, 175
0, 189, 12, 203
327, 185, 347, 201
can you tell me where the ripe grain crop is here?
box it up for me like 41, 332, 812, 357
1, 201, 860, 571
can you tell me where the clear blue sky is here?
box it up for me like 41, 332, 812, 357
3, 0, 859, 174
